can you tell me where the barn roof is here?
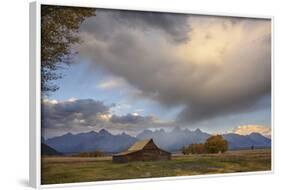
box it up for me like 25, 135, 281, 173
128, 139, 152, 151
114, 150, 136, 156
113, 139, 152, 156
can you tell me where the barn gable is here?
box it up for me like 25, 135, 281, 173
128, 139, 155, 151
112, 139, 171, 163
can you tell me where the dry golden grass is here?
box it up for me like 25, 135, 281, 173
41, 148, 271, 185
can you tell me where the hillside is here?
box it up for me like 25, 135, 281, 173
41, 143, 62, 156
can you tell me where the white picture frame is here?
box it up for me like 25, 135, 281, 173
29, 1, 274, 188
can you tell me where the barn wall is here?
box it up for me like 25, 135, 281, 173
112, 155, 128, 163
113, 140, 171, 163
143, 141, 158, 150
113, 149, 171, 163
141, 149, 171, 161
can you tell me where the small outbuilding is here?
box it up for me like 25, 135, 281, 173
112, 139, 171, 163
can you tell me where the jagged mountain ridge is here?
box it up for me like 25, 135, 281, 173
45, 128, 271, 153
45, 129, 136, 153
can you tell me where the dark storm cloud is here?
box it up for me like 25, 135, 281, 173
110, 114, 154, 124
177, 95, 271, 123
41, 99, 110, 129
80, 9, 190, 43
77, 13, 271, 124
42, 98, 175, 138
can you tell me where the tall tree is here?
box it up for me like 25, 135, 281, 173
205, 135, 228, 153
41, 5, 95, 93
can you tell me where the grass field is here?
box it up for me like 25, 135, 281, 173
41, 149, 271, 185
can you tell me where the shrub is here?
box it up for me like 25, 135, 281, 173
183, 135, 228, 155
75, 150, 105, 157
92, 150, 104, 157
182, 143, 206, 154
204, 135, 228, 153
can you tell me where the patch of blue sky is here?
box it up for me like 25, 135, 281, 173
48, 60, 181, 121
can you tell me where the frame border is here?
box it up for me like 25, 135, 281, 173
30, 1, 41, 188
29, 0, 274, 189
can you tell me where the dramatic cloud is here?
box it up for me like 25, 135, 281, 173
42, 98, 174, 138
232, 125, 271, 138
110, 113, 154, 124
41, 99, 110, 136
77, 10, 271, 124
80, 9, 190, 43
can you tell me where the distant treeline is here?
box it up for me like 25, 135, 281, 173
72, 150, 105, 157
182, 135, 228, 155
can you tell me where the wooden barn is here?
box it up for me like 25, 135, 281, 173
112, 139, 171, 163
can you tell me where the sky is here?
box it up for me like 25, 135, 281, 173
42, 8, 271, 139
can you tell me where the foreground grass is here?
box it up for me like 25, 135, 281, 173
41, 149, 271, 185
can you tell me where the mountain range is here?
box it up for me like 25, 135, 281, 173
46, 129, 136, 154
41, 143, 62, 156
45, 127, 271, 154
